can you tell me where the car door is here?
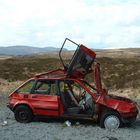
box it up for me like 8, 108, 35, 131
30, 79, 61, 116
59, 38, 96, 78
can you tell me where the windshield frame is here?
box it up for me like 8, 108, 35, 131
81, 80, 97, 94
59, 38, 79, 70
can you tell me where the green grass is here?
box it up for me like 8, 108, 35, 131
97, 57, 140, 89
0, 55, 140, 90
0, 56, 62, 81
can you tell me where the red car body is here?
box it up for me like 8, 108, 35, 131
7, 38, 138, 129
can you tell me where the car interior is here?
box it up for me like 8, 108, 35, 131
58, 80, 95, 116
17, 79, 95, 117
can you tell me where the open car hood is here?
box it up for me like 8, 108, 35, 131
59, 38, 96, 78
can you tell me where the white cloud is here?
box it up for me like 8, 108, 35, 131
0, 0, 140, 49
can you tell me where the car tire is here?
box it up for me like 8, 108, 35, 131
100, 111, 122, 129
14, 105, 33, 123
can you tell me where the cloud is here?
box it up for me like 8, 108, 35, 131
0, 0, 140, 49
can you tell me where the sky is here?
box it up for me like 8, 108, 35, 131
0, 0, 140, 49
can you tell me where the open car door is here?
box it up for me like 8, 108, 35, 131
59, 38, 96, 78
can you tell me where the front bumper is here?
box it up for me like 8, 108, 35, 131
121, 106, 138, 124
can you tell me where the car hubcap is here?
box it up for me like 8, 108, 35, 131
19, 111, 28, 120
104, 115, 120, 130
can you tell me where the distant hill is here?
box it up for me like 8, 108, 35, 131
0, 46, 61, 55
0, 45, 140, 57
95, 48, 140, 58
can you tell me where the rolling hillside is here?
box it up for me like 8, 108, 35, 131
0, 48, 140, 90
0, 46, 61, 55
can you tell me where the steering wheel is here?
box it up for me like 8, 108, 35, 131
78, 90, 87, 109
79, 90, 93, 111
81, 90, 86, 100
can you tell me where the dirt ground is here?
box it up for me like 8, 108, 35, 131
0, 82, 140, 140
0, 102, 140, 140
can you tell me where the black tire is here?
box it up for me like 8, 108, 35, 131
14, 105, 33, 123
100, 111, 122, 129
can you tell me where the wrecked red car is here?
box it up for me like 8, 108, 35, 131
7, 38, 138, 129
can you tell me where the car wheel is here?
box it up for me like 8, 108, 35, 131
14, 105, 33, 123
100, 111, 122, 130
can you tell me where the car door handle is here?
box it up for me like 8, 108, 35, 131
32, 95, 37, 98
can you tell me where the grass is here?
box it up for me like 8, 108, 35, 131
0, 54, 140, 90
98, 57, 140, 89
0, 53, 140, 106
86, 57, 140, 90
0, 79, 23, 106
0, 56, 62, 81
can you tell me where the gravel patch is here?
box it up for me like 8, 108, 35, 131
0, 106, 140, 140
